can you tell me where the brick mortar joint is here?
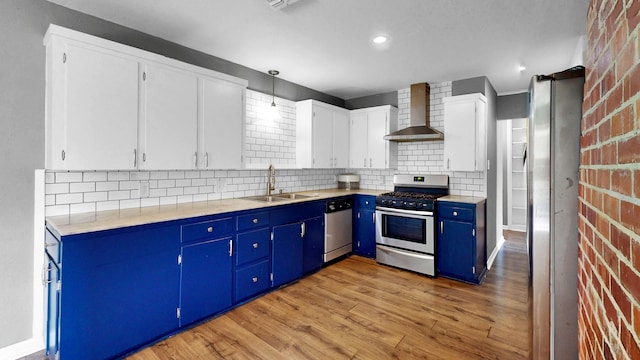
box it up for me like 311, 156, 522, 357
578, 180, 640, 204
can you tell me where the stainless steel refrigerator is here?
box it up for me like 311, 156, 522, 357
526, 66, 585, 360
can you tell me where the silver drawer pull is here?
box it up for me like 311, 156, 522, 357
252, 277, 258, 283
453, 211, 458, 216
252, 218, 259, 224
207, 227, 214, 233
253, 242, 259, 249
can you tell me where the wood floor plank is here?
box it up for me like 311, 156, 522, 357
127, 232, 531, 359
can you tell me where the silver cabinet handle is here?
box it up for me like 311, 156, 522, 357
372, 212, 375, 223
363, 158, 366, 167
143, 152, 146, 162
205, 152, 209, 168
207, 227, 214, 233
370, 158, 372, 167
453, 211, 458, 216
252, 218, 259, 224
193, 152, 197, 168
301, 222, 306, 237
253, 242, 259, 249
133, 149, 137, 167
61, 150, 65, 161
229, 239, 233, 256
41, 263, 51, 285
252, 277, 258, 283
447, 158, 450, 169
440, 221, 444, 234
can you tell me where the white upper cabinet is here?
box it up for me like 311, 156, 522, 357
443, 93, 487, 171
296, 100, 350, 168
45, 39, 139, 170
199, 77, 245, 169
349, 106, 398, 169
140, 63, 198, 170
44, 25, 248, 171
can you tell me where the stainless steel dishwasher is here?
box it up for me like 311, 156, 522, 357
324, 198, 353, 262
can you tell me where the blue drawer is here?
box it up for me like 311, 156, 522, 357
356, 195, 376, 209
235, 259, 270, 302
237, 211, 269, 231
181, 217, 233, 243
236, 229, 270, 266
438, 204, 474, 222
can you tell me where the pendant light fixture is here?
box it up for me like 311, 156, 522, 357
266, 70, 281, 121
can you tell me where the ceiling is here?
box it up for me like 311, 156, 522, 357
47, 0, 589, 99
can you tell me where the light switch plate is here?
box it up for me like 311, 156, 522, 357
140, 181, 150, 198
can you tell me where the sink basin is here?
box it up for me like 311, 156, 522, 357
244, 195, 289, 203
274, 193, 318, 200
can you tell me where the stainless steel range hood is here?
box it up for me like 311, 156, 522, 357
384, 82, 444, 142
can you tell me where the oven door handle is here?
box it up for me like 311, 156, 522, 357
376, 207, 433, 217
377, 245, 431, 259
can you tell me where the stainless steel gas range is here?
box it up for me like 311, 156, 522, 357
375, 174, 449, 276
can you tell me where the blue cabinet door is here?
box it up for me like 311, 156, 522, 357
45, 255, 60, 359
272, 222, 303, 287
180, 237, 233, 326
356, 209, 376, 258
302, 216, 324, 274
59, 225, 180, 360
438, 218, 474, 281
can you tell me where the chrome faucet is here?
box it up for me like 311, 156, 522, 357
266, 164, 276, 196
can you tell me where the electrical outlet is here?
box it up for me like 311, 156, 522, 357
140, 181, 150, 198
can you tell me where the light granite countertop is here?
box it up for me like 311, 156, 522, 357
46, 188, 385, 237
438, 195, 487, 205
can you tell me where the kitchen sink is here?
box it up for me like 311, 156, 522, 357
274, 193, 318, 200
243, 195, 289, 203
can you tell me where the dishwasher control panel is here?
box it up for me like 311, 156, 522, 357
325, 198, 353, 213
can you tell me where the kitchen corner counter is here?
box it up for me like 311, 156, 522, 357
437, 195, 486, 205
46, 188, 386, 236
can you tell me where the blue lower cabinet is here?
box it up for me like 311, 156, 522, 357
57, 224, 180, 360
272, 222, 304, 287
179, 237, 233, 327
302, 216, 324, 274
353, 195, 376, 258
436, 200, 487, 284
235, 259, 271, 302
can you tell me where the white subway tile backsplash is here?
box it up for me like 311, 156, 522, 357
56, 193, 83, 205
97, 201, 119, 212
70, 203, 95, 214
120, 199, 140, 209
141, 198, 160, 207
84, 192, 108, 202
69, 182, 95, 193
130, 172, 150, 181
119, 181, 139, 190
46, 183, 69, 195
150, 171, 169, 180
83, 172, 108, 182
160, 196, 177, 206
107, 172, 129, 181
96, 181, 119, 192
108, 190, 130, 201
55, 172, 83, 183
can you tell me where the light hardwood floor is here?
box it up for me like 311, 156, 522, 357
127, 232, 531, 359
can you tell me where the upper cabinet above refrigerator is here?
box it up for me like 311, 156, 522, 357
442, 93, 487, 172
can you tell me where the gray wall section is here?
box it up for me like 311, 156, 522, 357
451, 76, 499, 263
497, 92, 528, 120
345, 91, 398, 110
0, 0, 344, 349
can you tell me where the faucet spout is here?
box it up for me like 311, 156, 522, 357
266, 164, 276, 196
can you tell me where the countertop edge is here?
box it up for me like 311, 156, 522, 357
437, 195, 487, 205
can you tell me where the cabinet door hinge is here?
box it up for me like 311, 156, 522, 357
176, 308, 181, 318
472, 229, 475, 237
177, 254, 182, 265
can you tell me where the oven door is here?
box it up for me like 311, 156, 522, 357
375, 207, 434, 254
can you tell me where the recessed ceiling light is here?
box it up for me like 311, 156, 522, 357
372, 35, 388, 44
518, 65, 527, 72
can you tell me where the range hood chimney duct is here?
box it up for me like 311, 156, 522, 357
384, 82, 444, 142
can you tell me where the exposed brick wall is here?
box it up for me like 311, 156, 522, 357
578, 1, 640, 359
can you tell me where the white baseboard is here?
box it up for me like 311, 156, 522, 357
487, 235, 506, 270
0, 338, 44, 360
